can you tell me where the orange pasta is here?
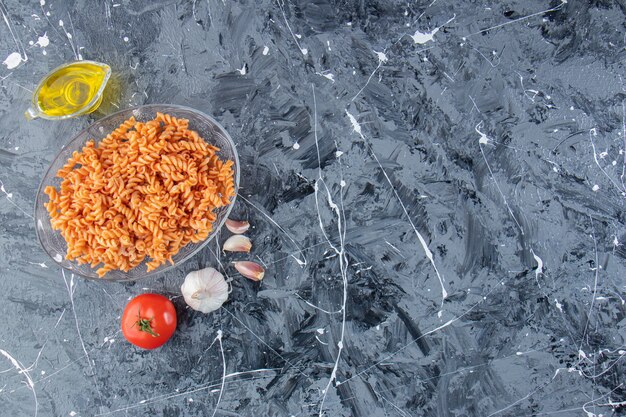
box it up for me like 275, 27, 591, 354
44, 112, 236, 277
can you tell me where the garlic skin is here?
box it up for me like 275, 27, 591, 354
233, 261, 265, 281
181, 267, 229, 313
225, 219, 250, 234
223, 235, 252, 252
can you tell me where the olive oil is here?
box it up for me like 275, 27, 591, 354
25, 61, 111, 120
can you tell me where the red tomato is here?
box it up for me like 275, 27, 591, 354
121, 294, 177, 350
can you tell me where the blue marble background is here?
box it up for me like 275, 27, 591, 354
0, 0, 625, 416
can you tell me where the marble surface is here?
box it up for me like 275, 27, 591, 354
1, 0, 625, 416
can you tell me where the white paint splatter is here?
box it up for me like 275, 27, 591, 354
592, 184, 600, 191
62, 271, 92, 379
555, 299, 563, 312
0, 184, 11, 199
346, 111, 362, 135
373, 50, 388, 63
210, 330, 226, 417
526, 89, 539, 100
262, 46, 269, 55
466, 0, 567, 38
36, 33, 49, 48
0, 349, 38, 416
476, 122, 524, 236
3, 52, 23, 69
411, 15, 455, 44
346, 110, 448, 304
315, 71, 335, 82
0, 180, 33, 218
412, 29, 439, 44
531, 249, 544, 282
277, 1, 307, 56
475, 125, 493, 148
351, 50, 389, 101
236, 64, 247, 75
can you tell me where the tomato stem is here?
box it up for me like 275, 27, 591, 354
135, 308, 160, 337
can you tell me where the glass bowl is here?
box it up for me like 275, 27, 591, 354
34, 104, 240, 281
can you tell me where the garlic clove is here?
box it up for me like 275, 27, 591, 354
225, 219, 250, 234
181, 267, 229, 313
223, 235, 252, 252
233, 261, 265, 281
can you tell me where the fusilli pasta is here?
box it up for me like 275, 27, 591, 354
44, 113, 236, 277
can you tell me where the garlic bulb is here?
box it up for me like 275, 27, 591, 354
181, 267, 229, 313
225, 219, 250, 234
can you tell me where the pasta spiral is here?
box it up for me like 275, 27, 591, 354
45, 113, 236, 277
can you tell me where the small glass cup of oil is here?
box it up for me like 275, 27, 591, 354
25, 61, 111, 120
